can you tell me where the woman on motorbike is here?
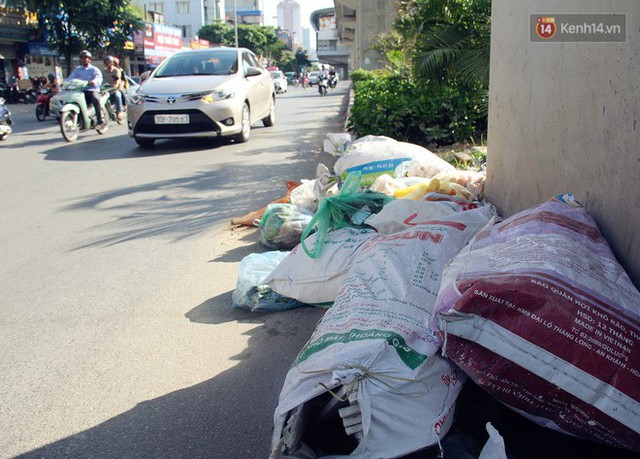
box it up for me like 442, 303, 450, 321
102, 55, 124, 121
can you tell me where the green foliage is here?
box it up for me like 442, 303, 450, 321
13, 0, 143, 74
396, 0, 491, 87
347, 74, 486, 146
295, 48, 311, 67
198, 22, 234, 45
198, 23, 290, 67
349, 69, 376, 85
348, 0, 490, 147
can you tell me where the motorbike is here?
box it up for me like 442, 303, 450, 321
59, 79, 111, 142
35, 89, 53, 121
0, 97, 13, 140
317, 74, 328, 96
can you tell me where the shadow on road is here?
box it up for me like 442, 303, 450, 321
17, 298, 324, 459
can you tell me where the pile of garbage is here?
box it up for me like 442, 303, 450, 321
230, 135, 640, 459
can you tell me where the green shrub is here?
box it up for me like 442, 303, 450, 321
347, 74, 486, 146
349, 68, 376, 85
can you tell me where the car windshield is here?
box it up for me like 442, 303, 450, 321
270, 72, 281, 79
154, 50, 238, 77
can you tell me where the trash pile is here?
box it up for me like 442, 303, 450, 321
230, 135, 640, 458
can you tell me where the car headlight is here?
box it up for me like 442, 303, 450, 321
203, 89, 235, 103
130, 92, 144, 105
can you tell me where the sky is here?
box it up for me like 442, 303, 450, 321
262, 0, 335, 47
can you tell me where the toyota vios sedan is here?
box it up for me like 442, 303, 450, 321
127, 47, 275, 147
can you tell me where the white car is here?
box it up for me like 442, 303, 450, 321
127, 47, 275, 147
308, 71, 320, 86
270, 70, 288, 94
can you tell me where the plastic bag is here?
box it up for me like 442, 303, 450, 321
334, 136, 454, 187
323, 133, 352, 156
232, 251, 302, 312
300, 172, 395, 258
258, 204, 314, 250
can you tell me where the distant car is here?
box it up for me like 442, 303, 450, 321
308, 71, 320, 86
49, 75, 139, 119
127, 47, 275, 147
270, 70, 288, 94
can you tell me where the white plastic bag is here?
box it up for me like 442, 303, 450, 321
324, 133, 353, 156
232, 251, 302, 312
334, 136, 454, 187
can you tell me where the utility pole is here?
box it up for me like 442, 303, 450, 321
234, 0, 238, 48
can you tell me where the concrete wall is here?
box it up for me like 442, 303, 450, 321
486, 0, 640, 287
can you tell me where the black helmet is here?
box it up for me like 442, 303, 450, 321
103, 55, 114, 63
79, 50, 92, 58
48, 73, 55, 81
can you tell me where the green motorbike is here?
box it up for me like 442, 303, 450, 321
59, 79, 112, 142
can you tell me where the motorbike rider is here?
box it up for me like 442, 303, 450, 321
318, 65, 330, 94
328, 66, 338, 88
102, 55, 124, 121
112, 57, 129, 109
66, 50, 104, 127
45, 73, 58, 95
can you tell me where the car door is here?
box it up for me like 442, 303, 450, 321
242, 51, 270, 120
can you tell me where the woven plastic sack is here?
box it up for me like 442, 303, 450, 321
435, 194, 640, 451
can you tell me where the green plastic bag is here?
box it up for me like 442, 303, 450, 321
301, 172, 395, 258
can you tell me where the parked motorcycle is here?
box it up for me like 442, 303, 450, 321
35, 89, 53, 121
0, 97, 13, 140
59, 79, 111, 142
318, 75, 328, 97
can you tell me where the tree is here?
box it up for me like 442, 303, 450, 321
198, 22, 233, 46
295, 48, 311, 68
395, 0, 491, 88
10, 0, 143, 74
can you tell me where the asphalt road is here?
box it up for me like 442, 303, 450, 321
0, 83, 349, 458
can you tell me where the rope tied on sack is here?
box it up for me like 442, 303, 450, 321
296, 365, 433, 399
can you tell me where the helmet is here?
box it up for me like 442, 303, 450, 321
79, 50, 92, 58
48, 73, 55, 81
103, 55, 114, 64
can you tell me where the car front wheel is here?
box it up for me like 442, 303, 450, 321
262, 98, 275, 127
233, 103, 251, 143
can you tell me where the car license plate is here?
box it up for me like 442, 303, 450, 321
154, 114, 189, 124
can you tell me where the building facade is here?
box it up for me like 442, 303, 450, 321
333, 0, 398, 71
277, 0, 301, 48
310, 8, 350, 78
141, 0, 226, 40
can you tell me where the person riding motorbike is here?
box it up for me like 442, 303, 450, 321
318, 65, 330, 95
328, 67, 338, 89
102, 55, 124, 121
45, 73, 58, 95
113, 56, 129, 109
66, 50, 104, 127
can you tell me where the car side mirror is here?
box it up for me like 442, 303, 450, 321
140, 71, 151, 82
245, 66, 262, 77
